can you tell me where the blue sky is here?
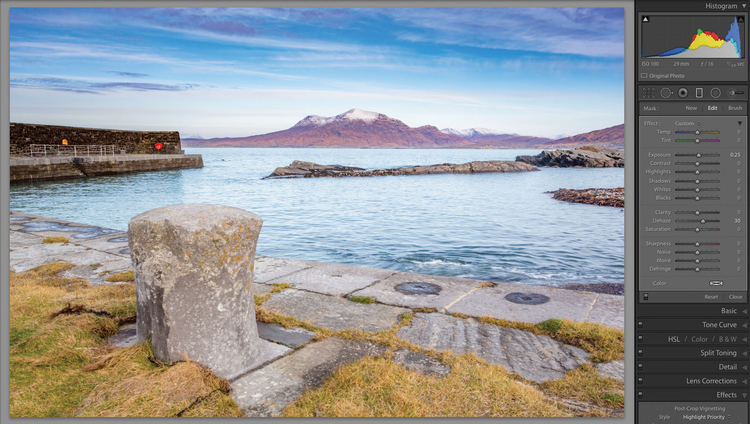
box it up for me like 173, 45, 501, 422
10, 7, 624, 139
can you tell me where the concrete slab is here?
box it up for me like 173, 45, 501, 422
61, 259, 133, 286
9, 242, 125, 273
349, 271, 482, 310
254, 256, 312, 284
9, 231, 44, 248
257, 323, 316, 348
68, 231, 129, 252
235, 339, 293, 378
14, 220, 121, 240
396, 313, 589, 383
262, 289, 410, 333
231, 337, 387, 417
267, 262, 396, 296
101, 246, 131, 257
446, 283, 599, 325
585, 294, 625, 330
392, 349, 451, 377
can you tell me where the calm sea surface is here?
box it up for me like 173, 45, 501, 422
10, 148, 624, 287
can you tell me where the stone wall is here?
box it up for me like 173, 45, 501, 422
10, 123, 182, 154
10, 154, 203, 182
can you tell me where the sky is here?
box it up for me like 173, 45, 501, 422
10, 7, 625, 139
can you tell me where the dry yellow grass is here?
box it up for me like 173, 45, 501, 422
105, 270, 134, 283
540, 363, 624, 409
77, 347, 240, 417
43, 236, 69, 244
254, 293, 271, 306
270, 282, 291, 293
282, 355, 572, 417
9, 262, 241, 417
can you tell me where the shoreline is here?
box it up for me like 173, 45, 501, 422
183, 145, 625, 150
9, 209, 623, 297
10, 209, 624, 329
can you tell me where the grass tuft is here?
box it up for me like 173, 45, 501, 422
43, 236, 69, 244
536, 318, 564, 333
9, 262, 241, 417
254, 294, 271, 306
348, 296, 375, 304
105, 270, 134, 283
270, 283, 291, 293
411, 308, 437, 314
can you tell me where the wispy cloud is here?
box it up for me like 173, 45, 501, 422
10, 75, 198, 94
107, 71, 150, 78
10, 41, 306, 80
385, 8, 624, 58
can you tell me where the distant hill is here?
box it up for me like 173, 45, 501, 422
439, 127, 553, 148
465, 134, 555, 149
182, 109, 472, 148
532, 124, 624, 149
181, 109, 624, 149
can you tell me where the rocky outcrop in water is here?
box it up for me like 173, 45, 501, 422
546, 187, 624, 208
265, 160, 538, 179
516, 146, 624, 168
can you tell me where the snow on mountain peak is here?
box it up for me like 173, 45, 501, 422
441, 127, 509, 138
337, 108, 381, 123
293, 109, 387, 128
292, 115, 334, 128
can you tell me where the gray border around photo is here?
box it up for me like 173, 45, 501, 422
0, 0, 634, 423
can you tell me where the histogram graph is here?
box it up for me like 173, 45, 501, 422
642, 15, 744, 59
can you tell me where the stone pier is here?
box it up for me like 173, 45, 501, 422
10, 210, 626, 417
127, 204, 264, 380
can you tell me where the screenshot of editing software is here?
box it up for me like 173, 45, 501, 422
0, 0, 747, 422
637, 1, 750, 423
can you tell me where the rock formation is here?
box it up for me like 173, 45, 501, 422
516, 146, 624, 168
546, 187, 624, 207
264, 160, 538, 179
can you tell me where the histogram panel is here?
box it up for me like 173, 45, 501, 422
642, 15, 744, 59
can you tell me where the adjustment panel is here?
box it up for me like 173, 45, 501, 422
636, 1, 750, 423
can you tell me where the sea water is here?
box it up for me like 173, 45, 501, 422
9, 148, 624, 287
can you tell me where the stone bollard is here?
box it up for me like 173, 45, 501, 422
128, 204, 263, 380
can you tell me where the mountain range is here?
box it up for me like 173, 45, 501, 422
181, 109, 624, 149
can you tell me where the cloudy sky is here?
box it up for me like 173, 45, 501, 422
10, 7, 624, 139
